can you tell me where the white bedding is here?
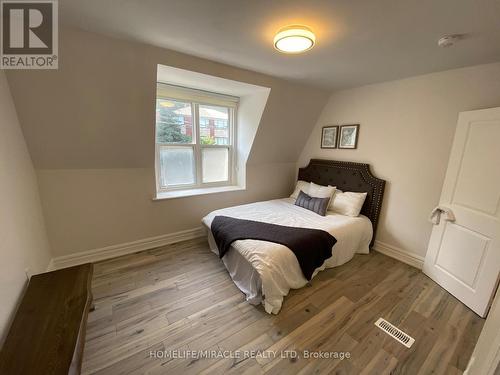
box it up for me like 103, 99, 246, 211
201, 198, 373, 314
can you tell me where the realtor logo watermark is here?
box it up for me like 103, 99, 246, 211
1, 0, 58, 69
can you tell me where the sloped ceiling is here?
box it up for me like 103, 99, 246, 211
6, 27, 329, 169
58, 0, 500, 89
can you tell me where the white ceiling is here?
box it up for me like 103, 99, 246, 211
60, 0, 500, 89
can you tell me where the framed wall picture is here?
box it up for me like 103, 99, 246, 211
321, 126, 339, 149
339, 124, 360, 149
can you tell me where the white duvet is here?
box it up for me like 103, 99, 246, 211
202, 198, 372, 314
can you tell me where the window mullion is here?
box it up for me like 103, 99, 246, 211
193, 103, 202, 187
229, 107, 235, 185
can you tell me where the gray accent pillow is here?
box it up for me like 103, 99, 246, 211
294, 190, 330, 216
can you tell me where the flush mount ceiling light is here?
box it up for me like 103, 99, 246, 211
274, 25, 315, 54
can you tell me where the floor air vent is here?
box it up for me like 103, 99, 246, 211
374, 318, 415, 348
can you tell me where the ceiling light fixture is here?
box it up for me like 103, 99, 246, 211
274, 25, 315, 54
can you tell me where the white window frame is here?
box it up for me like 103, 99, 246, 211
155, 83, 238, 194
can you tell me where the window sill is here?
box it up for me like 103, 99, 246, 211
153, 185, 246, 200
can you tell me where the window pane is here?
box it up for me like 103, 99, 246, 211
198, 105, 229, 145
202, 148, 229, 183
159, 147, 195, 186
156, 99, 193, 144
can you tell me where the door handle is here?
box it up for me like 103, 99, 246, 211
429, 206, 456, 225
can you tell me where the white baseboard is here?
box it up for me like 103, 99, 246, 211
48, 229, 424, 271
48, 227, 206, 271
373, 240, 425, 269
47, 258, 55, 271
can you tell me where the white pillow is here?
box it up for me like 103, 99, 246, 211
308, 182, 336, 204
290, 180, 310, 200
329, 191, 367, 217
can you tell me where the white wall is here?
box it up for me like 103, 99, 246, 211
0, 71, 52, 345
465, 287, 500, 374
299, 62, 500, 259
6, 28, 328, 257
36, 163, 296, 256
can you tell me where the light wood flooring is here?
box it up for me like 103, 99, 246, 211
82, 237, 484, 375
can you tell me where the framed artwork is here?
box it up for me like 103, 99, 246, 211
339, 124, 360, 149
321, 126, 339, 149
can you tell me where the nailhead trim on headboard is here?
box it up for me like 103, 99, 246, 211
298, 159, 386, 248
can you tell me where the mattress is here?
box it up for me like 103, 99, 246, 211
202, 198, 373, 314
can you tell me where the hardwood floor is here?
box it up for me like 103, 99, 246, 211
82, 238, 484, 375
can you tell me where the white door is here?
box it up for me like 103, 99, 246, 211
423, 107, 500, 318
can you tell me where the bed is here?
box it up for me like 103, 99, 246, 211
201, 159, 386, 314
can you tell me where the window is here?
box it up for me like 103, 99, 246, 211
155, 84, 238, 193
199, 118, 209, 128
214, 119, 227, 128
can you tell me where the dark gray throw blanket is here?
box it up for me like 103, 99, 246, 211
210, 215, 337, 280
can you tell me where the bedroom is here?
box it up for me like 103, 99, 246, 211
0, 0, 499, 374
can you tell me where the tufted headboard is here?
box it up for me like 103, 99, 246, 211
298, 159, 386, 247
